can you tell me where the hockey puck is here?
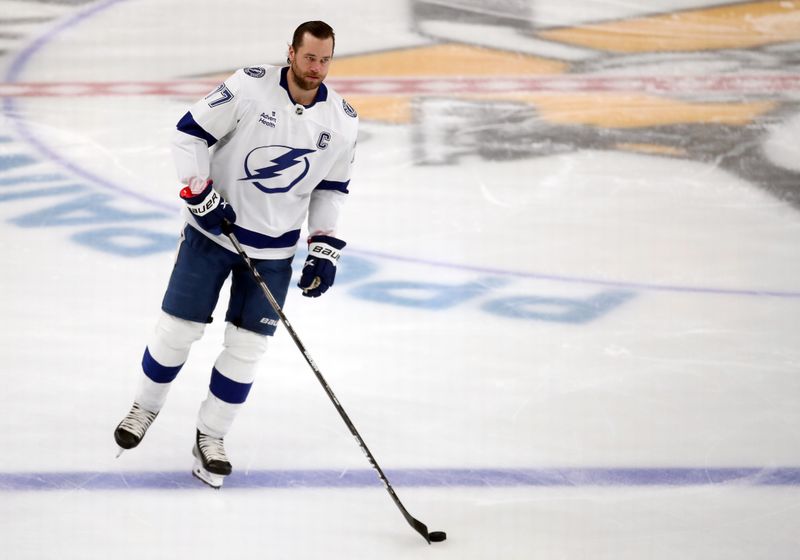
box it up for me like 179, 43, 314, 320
429, 531, 447, 542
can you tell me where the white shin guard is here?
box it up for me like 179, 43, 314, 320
214, 323, 270, 383
197, 323, 269, 438
136, 312, 206, 412
149, 311, 207, 365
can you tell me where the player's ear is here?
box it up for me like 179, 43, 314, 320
287, 45, 295, 65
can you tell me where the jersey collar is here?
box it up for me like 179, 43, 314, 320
280, 66, 328, 108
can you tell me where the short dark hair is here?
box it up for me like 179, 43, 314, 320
291, 21, 335, 54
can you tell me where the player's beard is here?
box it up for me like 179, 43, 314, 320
289, 60, 323, 91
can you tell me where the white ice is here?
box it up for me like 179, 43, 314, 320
1, 0, 799, 558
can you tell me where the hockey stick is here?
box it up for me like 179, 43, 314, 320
224, 227, 445, 544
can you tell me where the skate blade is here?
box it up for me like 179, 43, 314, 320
192, 459, 225, 489
116, 447, 125, 459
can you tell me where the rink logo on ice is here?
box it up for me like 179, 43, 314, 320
0, 135, 174, 257
286, 0, 800, 210
0, 134, 633, 324
240, 145, 315, 194
295, 257, 636, 324
352, 278, 635, 323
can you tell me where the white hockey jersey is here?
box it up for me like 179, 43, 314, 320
171, 65, 358, 259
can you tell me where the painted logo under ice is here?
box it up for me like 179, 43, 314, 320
240, 145, 316, 193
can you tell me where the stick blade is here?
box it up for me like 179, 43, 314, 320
406, 515, 432, 544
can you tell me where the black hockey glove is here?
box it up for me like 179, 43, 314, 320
298, 235, 346, 298
180, 179, 236, 236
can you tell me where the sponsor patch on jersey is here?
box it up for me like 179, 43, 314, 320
342, 99, 357, 118
258, 111, 277, 128
244, 66, 266, 78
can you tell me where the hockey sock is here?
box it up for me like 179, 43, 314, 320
135, 312, 206, 411
196, 323, 268, 437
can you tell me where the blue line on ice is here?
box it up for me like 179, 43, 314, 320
2, 467, 799, 491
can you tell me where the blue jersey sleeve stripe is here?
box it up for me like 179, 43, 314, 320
176, 111, 218, 147
315, 179, 350, 193
230, 224, 301, 249
209, 367, 253, 404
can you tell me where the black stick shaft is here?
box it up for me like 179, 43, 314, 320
225, 230, 432, 544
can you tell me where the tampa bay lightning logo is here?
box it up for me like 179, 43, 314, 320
342, 99, 357, 118
240, 145, 316, 193
243, 66, 265, 78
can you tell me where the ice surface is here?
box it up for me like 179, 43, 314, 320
1, 0, 799, 558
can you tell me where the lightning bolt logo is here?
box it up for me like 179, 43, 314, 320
240, 145, 316, 193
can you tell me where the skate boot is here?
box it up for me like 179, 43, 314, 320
114, 402, 158, 456
192, 429, 233, 489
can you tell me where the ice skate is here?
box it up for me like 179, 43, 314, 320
192, 429, 232, 489
114, 402, 158, 457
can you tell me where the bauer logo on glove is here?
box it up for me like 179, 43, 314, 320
298, 235, 346, 298
180, 179, 237, 236
187, 190, 218, 215
311, 243, 341, 262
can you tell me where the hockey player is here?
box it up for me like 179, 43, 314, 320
113, 20, 358, 488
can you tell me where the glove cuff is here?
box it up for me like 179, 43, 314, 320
181, 181, 220, 217
309, 235, 346, 250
